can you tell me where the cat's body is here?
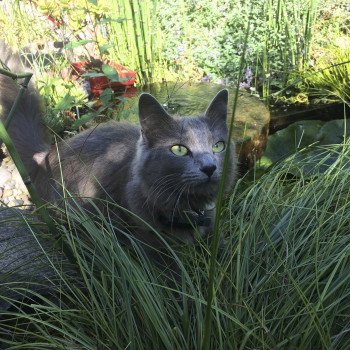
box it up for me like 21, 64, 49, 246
0, 42, 236, 244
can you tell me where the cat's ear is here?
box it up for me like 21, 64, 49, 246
205, 89, 228, 124
138, 93, 174, 139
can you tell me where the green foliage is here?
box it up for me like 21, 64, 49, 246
107, 0, 178, 84
157, 0, 229, 80
221, 141, 350, 348
0, 1, 53, 50
33, 0, 174, 84
157, 0, 320, 97
37, 73, 126, 134
217, 0, 319, 98
312, 0, 350, 50
2, 140, 350, 348
33, 0, 112, 59
304, 40, 350, 105
281, 1, 350, 106
37, 75, 88, 133
1, 0, 349, 103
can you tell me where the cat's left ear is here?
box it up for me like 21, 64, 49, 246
205, 89, 228, 124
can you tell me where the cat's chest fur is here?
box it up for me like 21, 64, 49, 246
46, 90, 235, 243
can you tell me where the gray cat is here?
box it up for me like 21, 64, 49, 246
0, 42, 236, 245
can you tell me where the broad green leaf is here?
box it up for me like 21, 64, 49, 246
99, 44, 113, 54
99, 88, 114, 106
72, 112, 96, 129
98, 17, 126, 24
54, 94, 76, 110
101, 64, 119, 82
64, 40, 94, 50
82, 72, 105, 78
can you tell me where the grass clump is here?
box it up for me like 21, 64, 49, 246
220, 141, 350, 348
304, 37, 350, 106
1, 140, 350, 349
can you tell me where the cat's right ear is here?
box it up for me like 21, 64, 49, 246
205, 89, 229, 125
138, 93, 174, 141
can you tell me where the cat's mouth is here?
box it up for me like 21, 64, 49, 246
201, 174, 220, 184
192, 177, 219, 193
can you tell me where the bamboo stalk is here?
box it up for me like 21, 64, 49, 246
107, 0, 167, 85
142, 0, 154, 81
109, 1, 128, 67
144, 0, 154, 79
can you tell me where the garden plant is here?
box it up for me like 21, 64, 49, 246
0, 0, 350, 349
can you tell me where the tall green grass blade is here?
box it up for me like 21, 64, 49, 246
202, 17, 252, 350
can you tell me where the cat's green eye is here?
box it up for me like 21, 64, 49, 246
212, 141, 225, 153
171, 144, 189, 156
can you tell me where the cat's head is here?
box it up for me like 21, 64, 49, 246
136, 89, 235, 210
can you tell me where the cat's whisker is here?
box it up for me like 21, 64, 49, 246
166, 183, 185, 208
150, 183, 178, 215
146, 175, 178, 203
185, 184, 192, 209
145, 174, 179, 205
145, 174, 178, 198
152, 181, 184, 215
147, 180, 185, 223
171, 183, 189, 221
144, 175, 184, 219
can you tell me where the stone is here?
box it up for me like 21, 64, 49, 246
2, 189, 13, 198
0, 167, 11, 187
18, 182, 28, 192
3, 183, 12, 190
232, 92, 270, 173
12, 170, 24, 185
13, 199, 24, 206
7, 163, 15, 171
20, 194, 29, 201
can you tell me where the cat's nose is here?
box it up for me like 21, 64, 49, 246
200, 164, 217, 177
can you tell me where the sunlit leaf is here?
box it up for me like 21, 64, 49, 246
64, 40, 94, 50
99, 88, 113, 106
101, 64, 119, 82
72, 112, 96, 129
